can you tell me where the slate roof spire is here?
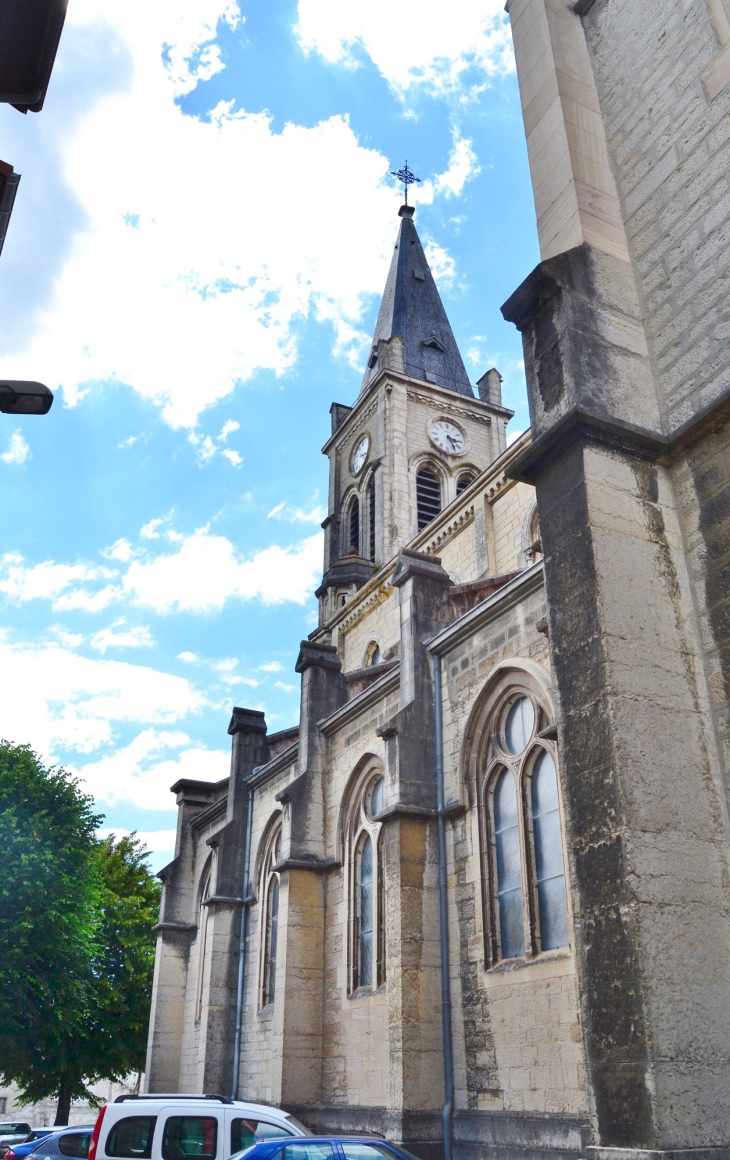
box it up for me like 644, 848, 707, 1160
360, 205, 474, 398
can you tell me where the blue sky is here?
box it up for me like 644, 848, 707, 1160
0, 0, 539, 869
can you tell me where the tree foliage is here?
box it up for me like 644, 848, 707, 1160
0, 742, 161, 1122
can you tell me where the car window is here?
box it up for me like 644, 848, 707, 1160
161, 1118, 217, 1160
283, 1146, 334, 1160
32, 1138, 60, 1157
339, 1147, 396, 1160
58, 1135, 90, 1159
231, 1123, 292, 1152
105, 1118, 156, 1160
1, 1129, 31, 1136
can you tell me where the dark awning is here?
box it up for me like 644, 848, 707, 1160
0, 0, 68, 113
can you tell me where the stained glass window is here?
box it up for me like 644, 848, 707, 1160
358, 835, 374, 987
493, 769, 524, 959
531, 750, 569, 950
263, 875, 279, 1006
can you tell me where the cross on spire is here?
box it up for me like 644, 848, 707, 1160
391, 160, 422, 207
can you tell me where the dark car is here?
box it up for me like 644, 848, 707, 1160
12, 1127, 94, 1160
6, 1131, 63, 1160
230, 1137, 423, 1160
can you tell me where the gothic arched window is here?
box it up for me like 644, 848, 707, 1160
259, 820, 282, 1009
194, 863, 212, 1021
347, 770, 386, 992
348, 495, 360, 555
416, 466, 441, 531
366, 475, 376, 562
456, 470, 476, 497
481, 684, 569, 965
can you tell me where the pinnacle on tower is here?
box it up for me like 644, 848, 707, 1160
360, 206, 474, 398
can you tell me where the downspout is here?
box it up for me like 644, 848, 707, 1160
434, 654, 454, 1160
231, 780, 255, 1100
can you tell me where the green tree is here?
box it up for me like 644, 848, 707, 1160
0, 743, 161, 1123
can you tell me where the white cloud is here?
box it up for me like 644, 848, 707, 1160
103, 538, 136, 563
122, 528, 322, 613
258, 661, 283, 673
140, 517, 165, 540
294, 0, 513, 98
177, 651, 198, 663
221, 449, 243, 467
219, 420, 240, 440
0, 526, 323, 615
0, 640, 205, 756
78, 727, 229, 810
267, 500, 326, 524
98, 826, 177, 856
0, 0, 419, 429
273, 680, 296, 692
423, 240, 457, 288
90, 619, 155, 653
435, 133, 480, 198
1, 431, 31, 466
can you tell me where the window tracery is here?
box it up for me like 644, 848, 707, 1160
345, 769, 386, 992
479, 683, 569, 966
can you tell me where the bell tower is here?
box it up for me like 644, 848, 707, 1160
316, 204, 513, 626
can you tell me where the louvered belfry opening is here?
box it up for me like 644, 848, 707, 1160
349, 495, 360, 554
416, 466, 441, 531
367, 477, 376, 562
456, 471, 476, 497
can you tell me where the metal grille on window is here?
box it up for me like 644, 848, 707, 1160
416, 467, 441, 530
493, 769, 524, 958
349, 496, 360, 554
530, 749, 569, 950
367, 476, 376, 562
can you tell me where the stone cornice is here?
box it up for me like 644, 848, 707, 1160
248, 742, 299, 789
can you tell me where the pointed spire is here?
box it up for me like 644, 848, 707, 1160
360, 206, 474, 398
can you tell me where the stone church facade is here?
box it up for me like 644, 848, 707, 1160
146, 4, 730, 1160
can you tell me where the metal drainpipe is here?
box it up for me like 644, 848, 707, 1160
231, 780, 255, 1100
434, 654, 454, 1160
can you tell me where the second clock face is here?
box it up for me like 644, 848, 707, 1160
429, 419, 465, 454
351, 434, 370, 474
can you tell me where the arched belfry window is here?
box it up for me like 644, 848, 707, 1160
366, 475, 376, 563
345, 768, 386, 992
479, 678, 569, 966
259, 819, 282, 1009
456, 470, 476, 497
416, 465, 441, 531
348, 495, 360, 555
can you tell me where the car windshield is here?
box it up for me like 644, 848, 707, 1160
0, 1129, 30, 1136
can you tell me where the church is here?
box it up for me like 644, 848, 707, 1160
145, 3, 730, 1160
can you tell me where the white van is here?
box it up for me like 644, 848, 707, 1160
88, 1097, 311, 1160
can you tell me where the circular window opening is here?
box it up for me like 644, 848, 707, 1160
369, 776, 385, 819
503, 696, 535, 755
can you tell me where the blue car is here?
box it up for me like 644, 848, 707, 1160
7, 1131, 63, 1160
232, 1137, 423, 1160
7, 1127, 94, 1160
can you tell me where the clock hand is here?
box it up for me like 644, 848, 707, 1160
447, 435, 456, 448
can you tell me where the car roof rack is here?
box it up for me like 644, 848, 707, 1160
114, 1095, 234, 1105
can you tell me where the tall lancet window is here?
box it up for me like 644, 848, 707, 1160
348, 495, 360, 555
259, 820, 282, 1009
347, 769, 386, 992
367, 476, 376, 562
416, 466, 441, 531
194, 864, 212, 1021
479, 677, 570, 966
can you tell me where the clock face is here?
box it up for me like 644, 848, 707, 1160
429, 419, 465, 454
351, 434, 370, 475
